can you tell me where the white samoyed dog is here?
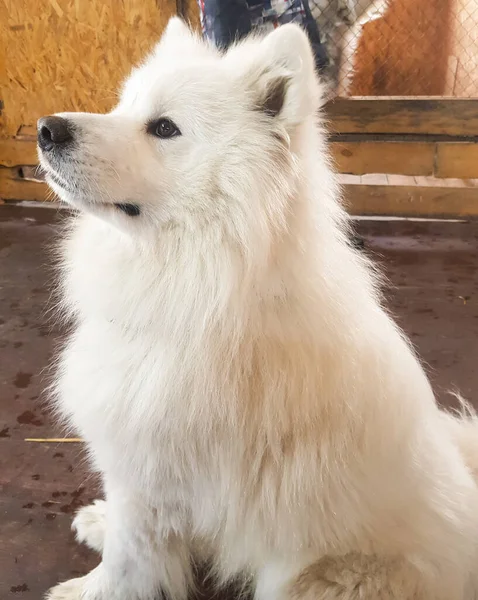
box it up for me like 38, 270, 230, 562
38, 17, 478, 600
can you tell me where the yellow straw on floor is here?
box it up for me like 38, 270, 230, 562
25, 438, 84, 443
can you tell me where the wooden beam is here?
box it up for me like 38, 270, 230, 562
0, 167, 47, 202
2, 114, 478, 218
2, 171, 478, 219
331, 141, 435, 176
3, 138, 477, 181
332, 140, 478, 179
16, 125, 37, 140
344, 183, 478, 218
435, 143, 478, 179
0, 138, 37, 167
4, 122, 478, 182
326, 98, 478, 137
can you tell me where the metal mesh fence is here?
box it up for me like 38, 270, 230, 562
310, 0, 478, 98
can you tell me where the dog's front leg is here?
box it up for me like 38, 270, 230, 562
46, 486, 193, 600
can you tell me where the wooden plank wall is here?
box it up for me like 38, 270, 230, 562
327, 98, 478, 218
2, 8, 478, 220
3, 99, 478, 217
328, 98, 478, 178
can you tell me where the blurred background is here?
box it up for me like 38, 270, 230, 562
2, 0, 478, 137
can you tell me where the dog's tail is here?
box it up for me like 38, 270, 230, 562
441, 394, 478, 480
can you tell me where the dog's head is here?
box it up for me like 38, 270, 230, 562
38, 18, 322, 239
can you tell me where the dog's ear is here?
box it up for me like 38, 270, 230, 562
242, 25, 321, 126
155, 17, 217, 58
160, 17, 193, 45
155, 17, 199, 55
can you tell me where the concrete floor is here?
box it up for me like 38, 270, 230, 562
1, 205, 478, 598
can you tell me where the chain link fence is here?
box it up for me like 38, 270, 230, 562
195, 0, 478, 98
310, 0, 478, 98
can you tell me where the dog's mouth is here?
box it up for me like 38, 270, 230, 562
42, 164, 141, 217
47, 168, 74, 192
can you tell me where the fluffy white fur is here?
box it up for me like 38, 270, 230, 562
39, 18, 478, 600
72, 500, 107, 553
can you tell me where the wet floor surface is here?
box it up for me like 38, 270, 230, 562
1, 205, 477, 598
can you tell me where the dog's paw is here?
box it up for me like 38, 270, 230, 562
45, 577, 85, 600
72, 500, 106, 553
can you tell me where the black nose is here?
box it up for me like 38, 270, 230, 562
37, 116, 74, 151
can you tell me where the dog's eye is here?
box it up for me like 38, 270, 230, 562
147, 118, 181, 139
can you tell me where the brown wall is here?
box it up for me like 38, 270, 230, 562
0, 0, 199, 137
348, 0, 453, 96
